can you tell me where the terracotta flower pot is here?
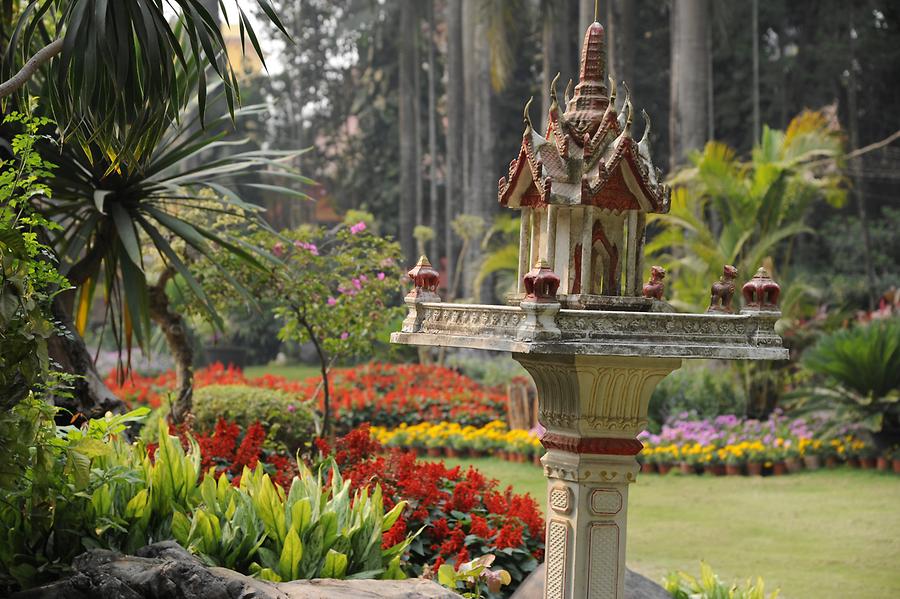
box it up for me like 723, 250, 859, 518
876, 456, 889, 471
803, 455, 821, 470
784, 457, 803, 474
772, 462, 787, 476
444, 447, 458, 459
860, 457, 876, 470
892, 459, 900, 474
848, 457, 861, 468
533, 454, 543, 467
427, 448, 442, 458
679, 462, 694, 475
747, 461, 763, 476
725, 464, 743, 476
825, 456, 839, 469
657, 463, 672, 475
642, 462, 658, 474
705, 464, 725, 476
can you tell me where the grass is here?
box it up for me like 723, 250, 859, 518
438, 457, 900, 599
243, 363, 320, 381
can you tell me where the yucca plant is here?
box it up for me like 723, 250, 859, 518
2, 0, 288, 171
788, 318, 900, 445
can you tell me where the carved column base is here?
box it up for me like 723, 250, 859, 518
513, 354, 682, 599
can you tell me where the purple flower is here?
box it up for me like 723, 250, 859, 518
287, 403, 296, 413
350, 221, 367, 234
327, 297, 337, 306
340, 332, 349, 340
352, 278, 362, 290
377, 272, 386, 280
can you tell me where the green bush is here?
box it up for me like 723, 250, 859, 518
0, 410, 413, 593
664, 561, 779, 599
193, 385, 317, 451
648, 365, 746, 429
789, 318, 900, 444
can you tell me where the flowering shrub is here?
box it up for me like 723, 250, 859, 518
639, 411, 877, 472
109, 362, 508, 433
317, 426, 544, 593
372, 421, 543, 459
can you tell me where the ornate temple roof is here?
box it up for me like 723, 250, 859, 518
498, 22, 670, 213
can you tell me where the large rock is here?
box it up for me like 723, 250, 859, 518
13, 543, 460, 599
509, 562, 670, 599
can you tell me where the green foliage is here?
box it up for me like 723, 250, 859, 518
5, 0, 288, 171
201, 461, 414, 582
648, 365, 747, 428
0, 110, 70, 409
648, 110, 846, 316
0, 410, 416, 593
192, 384, 317, 452
788, 318, 900, 440
664, 561, 779, 599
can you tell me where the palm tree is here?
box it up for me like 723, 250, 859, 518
647, 110, 847, 315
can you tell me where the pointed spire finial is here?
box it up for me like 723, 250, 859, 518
523, 96, 534, 129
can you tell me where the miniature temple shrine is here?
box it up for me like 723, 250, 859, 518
498, 22, 670, 309
394, 18, 788, 599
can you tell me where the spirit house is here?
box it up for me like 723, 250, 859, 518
498, 23, 670, 309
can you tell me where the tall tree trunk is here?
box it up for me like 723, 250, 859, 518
606, 0, 635, 85
427, 0, 440, 262
669, 0, 711, 169
148, 268, 194, 425
413, 11, 424, 233
445, 0, 464, 297
579, 0, 595, 35
541, 1, 577, 131
846, 4, 877, 310
398, 0, 418, 264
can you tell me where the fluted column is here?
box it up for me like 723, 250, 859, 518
513, 354, 681, 599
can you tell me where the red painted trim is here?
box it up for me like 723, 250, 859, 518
541, 433, 643, 455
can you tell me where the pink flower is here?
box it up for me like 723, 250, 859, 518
327, 297, 337, 306
273, 242, 285, 257
340, 332, 349, 340
287, 404, 296, 413
352, 278, 362, 290
377, 272, 386, 281
359, 274, 368, 283
350, 221, 367, 234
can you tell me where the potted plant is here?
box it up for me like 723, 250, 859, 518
724, 445, 745, 476
783, 440, 803, 474
746, 440, 766, 476
800, 437, 822, 470
857, 442, 877, 469
889, 447, 900, 474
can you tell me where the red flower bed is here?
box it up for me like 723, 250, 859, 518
150, 418, 297, 489
317, 426, 544, 589
108, 362, 507, 431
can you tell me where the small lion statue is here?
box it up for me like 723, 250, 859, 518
642, 266, 666, 300
707, 265, 738, 313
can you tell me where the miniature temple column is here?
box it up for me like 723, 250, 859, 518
546, 205, 559, 271
514, 354, 681, 599
531, 209, 542, 270
580, 206, 594, 295
518, 207, 533, 294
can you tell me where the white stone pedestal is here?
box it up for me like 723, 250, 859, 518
513, 354, 682, 599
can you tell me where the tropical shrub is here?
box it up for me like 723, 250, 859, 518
789, 318, 900, 445
318, 426, 544, 595
0, 410, 416, 594
664, 561, 779, 599
0, 110, 70, 410
648, 366, 746, 428
192, 385, 317, 452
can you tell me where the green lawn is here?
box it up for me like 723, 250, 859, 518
243, 363, 320, 381
439, 457, 900, 599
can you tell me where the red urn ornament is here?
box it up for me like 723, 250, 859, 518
742, 267, 781, 309
642, 266, 666, 300
707, 264, 738, 313
406, 255, 440, 300
523, 260, 561, 303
